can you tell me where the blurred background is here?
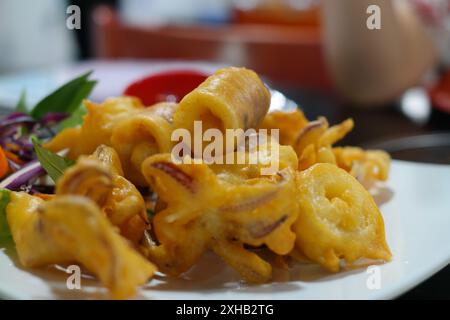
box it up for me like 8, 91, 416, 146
0, 0, 449, 298
0, 0, 449, 153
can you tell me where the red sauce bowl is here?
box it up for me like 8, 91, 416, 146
124, 69, 208, 106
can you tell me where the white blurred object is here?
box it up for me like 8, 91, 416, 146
400, 87, 432, 125
119, 0, 232, 26
0, 0, 76, 74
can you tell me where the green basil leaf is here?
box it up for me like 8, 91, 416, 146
147, 209, 155, 221
30, 71, 96, 120
15, 90, 28, 113
0, 189, 12, 245
32, 137, 75, 182
58, 103, 87, 130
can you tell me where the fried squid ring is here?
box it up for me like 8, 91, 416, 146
174, 67, 271, 143
293, 163, 391, 272
140, 145, 298, 283
6, 193, 155, 299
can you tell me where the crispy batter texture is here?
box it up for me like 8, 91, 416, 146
261, 111, 390, 184
45, 98, 176, 186
56, 145, 149, 245
175, 67, 271, 133
110, 102, 177, 185
45, 97, 144, 158
295, 118, 354, 170
258, 109, 308, 146
333, 147, 391, 188
140, 141, 299, 283
6, 193, 156, 299
293, 163, 392, 272
173, 67, 271, 155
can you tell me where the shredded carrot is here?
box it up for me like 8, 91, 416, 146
3, 149, 24, 165
0, 146, 9, 179
5, 143, 20, 152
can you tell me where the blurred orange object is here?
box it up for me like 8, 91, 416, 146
92, 6, 331, 90
233, 0, 321, 27
0, 147, 9, 179
3, 150, 24, 166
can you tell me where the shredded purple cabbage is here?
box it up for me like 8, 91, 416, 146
0, 110, 68, 192
0, 160, 45, 191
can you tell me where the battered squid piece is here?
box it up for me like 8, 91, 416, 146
5, 193, 69, 267
6, 193, 156, 299
173, 67, 271, 152
110, 102, 177, 186
294, 118, 355, 170
262, 111, 391, 185
293, 118, 391, 185
209, 136, 299, 181
293, 163, 392, 272
46, 98, 177, 186
140, 144, 299, 283
45, 97, 145, 158
258, 109, 309, 146
56, 145, 149, 245
333, 147, 391, 188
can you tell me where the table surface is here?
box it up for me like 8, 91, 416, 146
1, 82, 449, 299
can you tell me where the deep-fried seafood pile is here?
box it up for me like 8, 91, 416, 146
2, 67, 392, 299
140, 140, 299, 283
259, 110, 390, 187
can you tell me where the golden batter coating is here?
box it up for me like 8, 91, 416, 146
333, 147, 391, 188
56, 145, 149, 245
46, 98, 177, 186
258, 109, 308, 146
260, 110, 390, 185
6, 193, 155, 299
140, 141, 299, 283
110, 102, 177, 186
45, 97, 144, 158
293, 163, 391, 272
174, 67, 271, 154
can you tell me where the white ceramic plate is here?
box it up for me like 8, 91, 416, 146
1, 160, 449, 300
